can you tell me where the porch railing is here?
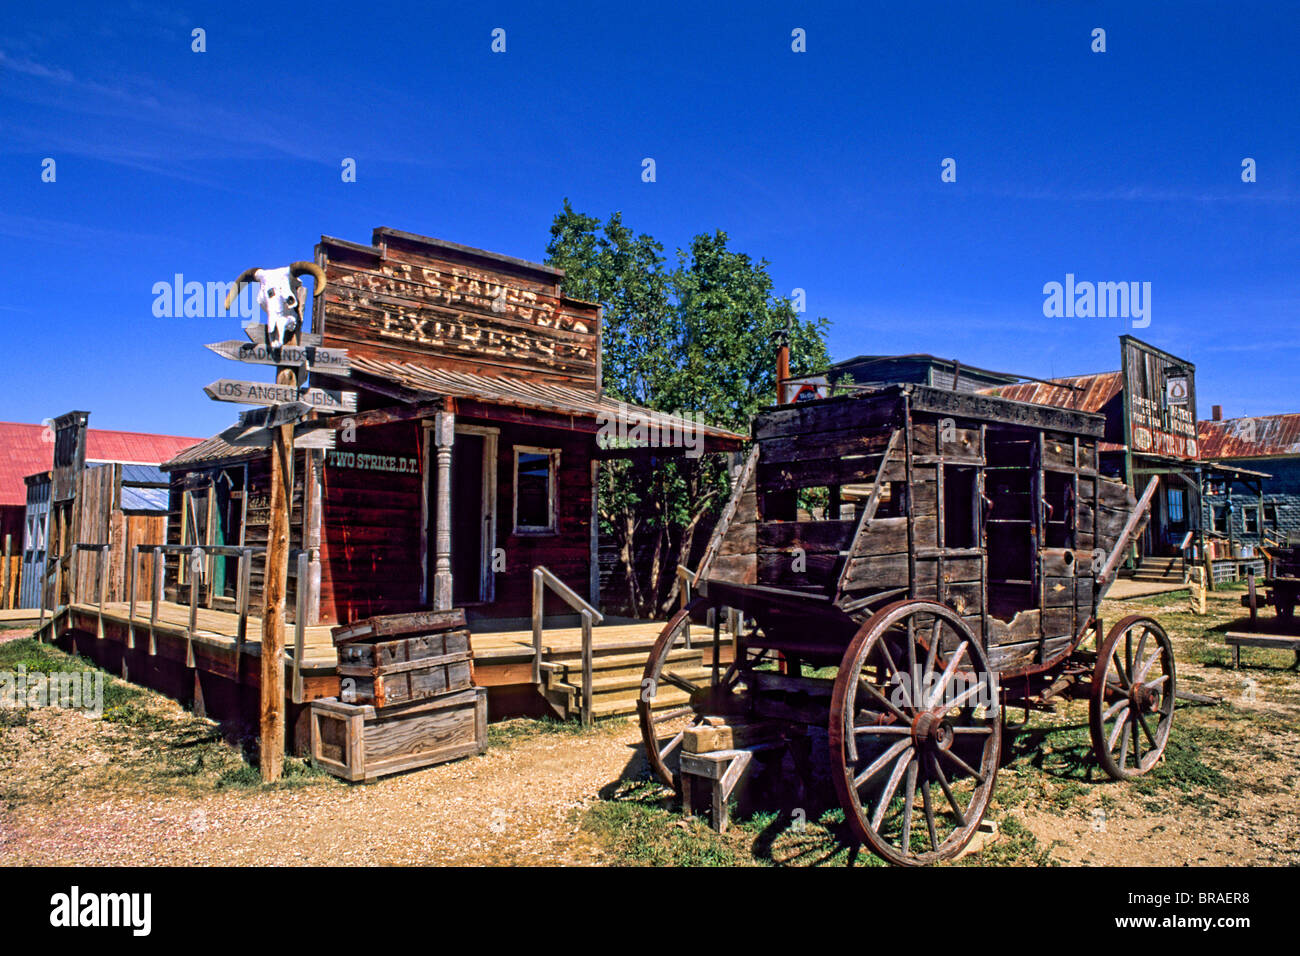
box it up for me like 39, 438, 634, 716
532, 565, 603, 724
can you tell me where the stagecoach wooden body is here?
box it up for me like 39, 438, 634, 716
639, 384, 1173, 864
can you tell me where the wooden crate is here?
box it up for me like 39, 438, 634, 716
337, 629, 473, 707
310, 687, 487, 782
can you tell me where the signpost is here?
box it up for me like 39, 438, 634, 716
205, 340, 352, 376
203, 286, 352, 782
204, 379, 358, 412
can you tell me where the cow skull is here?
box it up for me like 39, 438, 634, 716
223, 262, 327, 349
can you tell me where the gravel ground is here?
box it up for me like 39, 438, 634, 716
0, 713, 644, 866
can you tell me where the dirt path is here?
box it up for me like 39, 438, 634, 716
0, 712, 645, 866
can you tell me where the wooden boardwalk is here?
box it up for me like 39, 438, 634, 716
62, 600, 670, 678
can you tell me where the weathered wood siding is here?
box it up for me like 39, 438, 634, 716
319, 421, 424, 624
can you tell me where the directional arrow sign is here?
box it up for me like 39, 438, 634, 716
217, 418, 336, 449
238, 401, 311, 430
204, 379, 357, 412
206, 340, 351, 376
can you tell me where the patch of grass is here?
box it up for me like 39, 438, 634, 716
488, 715, 624, 746
582, 780, 743, 866
957, 814, 1056, 867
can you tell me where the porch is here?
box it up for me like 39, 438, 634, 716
48, 593, 726, 728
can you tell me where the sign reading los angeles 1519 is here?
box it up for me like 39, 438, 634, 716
204, 379, 357, 412
205, 340, 351, 375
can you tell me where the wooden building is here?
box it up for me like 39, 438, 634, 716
161, 228, 744, 629
0, 415, 199, 610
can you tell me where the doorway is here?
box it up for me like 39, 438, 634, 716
428, 425, 498, 606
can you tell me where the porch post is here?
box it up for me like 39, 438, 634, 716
433, 411, 455, 610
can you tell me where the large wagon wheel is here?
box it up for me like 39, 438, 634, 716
829, 600, 1002, 866
638, 598, 747, 789
1089, 615, 1175, 780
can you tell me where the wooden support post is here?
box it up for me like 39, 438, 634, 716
234, 548, 250, 676
1, 533, 10, 610
260, 354, 297, 783
432, 411, 455, 611
292, 550, 308, 705
126, 545, 138, 650
531, 568, 544, 685
149, 547, 163, 656
580, 608, 593, 725
97, 547, 108, 641
187, 546, 200, 668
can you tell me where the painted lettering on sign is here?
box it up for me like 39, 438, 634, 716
326, 450, 419, 474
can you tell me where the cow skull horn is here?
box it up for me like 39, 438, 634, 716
223, 266, 262, 310
289, 261, 327, 295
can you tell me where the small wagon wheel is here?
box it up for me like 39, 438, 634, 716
829, 600, 1002, 866
1089, 615, 1175, 780
638, 597, 748, 789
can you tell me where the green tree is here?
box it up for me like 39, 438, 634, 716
546, 201, 830, 616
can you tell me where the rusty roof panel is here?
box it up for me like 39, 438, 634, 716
1197, 413, 1300, 460
978, 371, 1123, 414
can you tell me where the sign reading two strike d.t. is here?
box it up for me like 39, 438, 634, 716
204, 379, 357, 412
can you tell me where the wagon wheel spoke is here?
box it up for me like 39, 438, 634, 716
919, 769, 939, 852
1136, 709, 1158, 750
925, 618, 941, 674
652, 705, 695, 725
1106, 705, 1130, 750
1118, 722, 1132, 769
854, 722, 912, 736
871, 752, 914, 832
935, 676, 982, 718
938, 746, 985, 784
659, 730, 684, 762
659, 670, 702, 696
1103, 697, 1129, 723
928, 640, 970, 707
931, 754, 966, 827
858, 677, 910, 723
900, 758, 918, 855
853, 738, 913, 789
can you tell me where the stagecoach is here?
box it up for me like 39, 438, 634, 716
638, 383, 1173, 865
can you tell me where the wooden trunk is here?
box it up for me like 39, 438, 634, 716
333, 608, 473, 708
309, 686, 487, 782
336, 629, 473, 707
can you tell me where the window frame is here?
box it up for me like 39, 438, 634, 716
512, 445, 560, 535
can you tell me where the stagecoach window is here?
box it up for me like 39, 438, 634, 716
514, 447, 557, 533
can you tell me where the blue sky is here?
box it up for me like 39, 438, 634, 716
1, 0, 1296, 437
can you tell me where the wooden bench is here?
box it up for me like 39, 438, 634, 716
1224, 632, 1300, 670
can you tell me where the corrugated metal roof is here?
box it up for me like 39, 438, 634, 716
347, 355, 747, 447
0, 422, 203, 507
978, 371, 1123, 414
121, 464, 168, 486
1197, 413, 1300, 460
162, 435, 264, 470
120, 486, 169, 512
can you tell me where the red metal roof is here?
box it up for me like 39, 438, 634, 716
1197, 413, 1300, 460
978, 371, 1124, 414
0, 422, 203, 507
